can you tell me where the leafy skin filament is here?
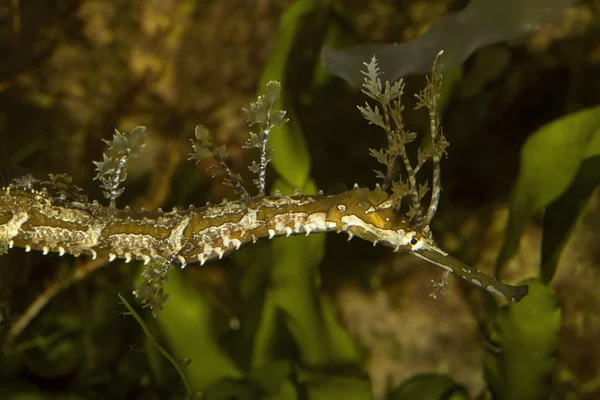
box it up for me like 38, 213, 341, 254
0, 182, 528, 303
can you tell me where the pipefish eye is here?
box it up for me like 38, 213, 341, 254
410, 236, 419, 245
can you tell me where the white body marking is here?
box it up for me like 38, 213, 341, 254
341, 214, 413, 250
0, 212, 29, 246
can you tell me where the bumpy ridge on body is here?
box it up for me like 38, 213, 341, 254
0, 180, 417, 263
0, 179, 527, 303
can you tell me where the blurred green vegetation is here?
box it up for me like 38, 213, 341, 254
1, 0, 600, 399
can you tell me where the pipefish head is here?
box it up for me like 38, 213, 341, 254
339, 186, 436, 252
336, 187, 529, 303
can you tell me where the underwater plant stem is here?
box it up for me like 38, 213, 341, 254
118, 293, 194, 396
5, 258, 107, 347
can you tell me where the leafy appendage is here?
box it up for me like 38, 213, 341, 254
133, 259, 173, 318
189, 82, 287, 199
93, 126, 147, 208
242, 80, 289, 196
369, 148, 389, 181
358, 52, 447, 227
415, 52, 449, 226
390, 179, 409, 210
189, 125, 249, 199
358, 56, 421, 221
44, 173, 89, 204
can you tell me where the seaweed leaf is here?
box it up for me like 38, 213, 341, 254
483, 278, 561, 400
252, 360, 372, 399
497, 105, 600, 276
118, 293, 194, 397
154, 269, 243, 390
389, 373, 468, 400
321, 0, 577, 87
541, 156, 600, 283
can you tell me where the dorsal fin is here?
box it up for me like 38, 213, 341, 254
0, 164, 39, 189
326, 182, 348, 196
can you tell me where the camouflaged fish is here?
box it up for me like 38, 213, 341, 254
0, 63, 529, 304
0, 176, 528, 303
